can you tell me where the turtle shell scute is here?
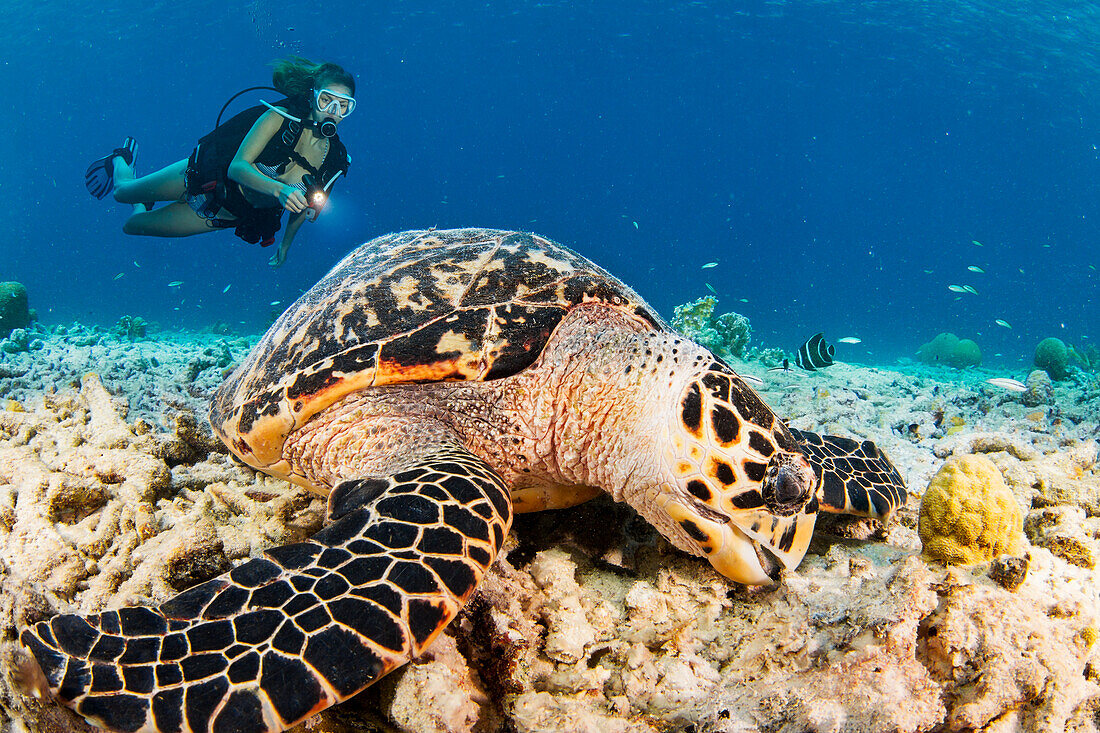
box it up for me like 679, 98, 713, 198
211, 229, 664, 470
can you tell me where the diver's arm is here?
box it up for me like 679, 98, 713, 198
228, 110, 309, 214
270, 211, 307, 267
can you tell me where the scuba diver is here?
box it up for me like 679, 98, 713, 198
84, 56, 354, 267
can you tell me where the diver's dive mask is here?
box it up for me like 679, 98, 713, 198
314, 88, 356, 116
313, 88, 355, 137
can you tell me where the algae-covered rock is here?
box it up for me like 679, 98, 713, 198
1034, 337, 1070, 380
111, 315, 148, 341
0, 282, 29, 336
918, 454, 1025, 565
916, 332, 981, 369
1022, 369, 1054, 407
671, 295, 751, 358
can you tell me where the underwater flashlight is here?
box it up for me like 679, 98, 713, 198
302, 175, 328, 221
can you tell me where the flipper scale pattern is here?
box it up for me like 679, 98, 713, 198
790, 428, 907, 518
20, 446, 511, 733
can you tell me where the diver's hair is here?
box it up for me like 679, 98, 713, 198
271, 56, 356, 99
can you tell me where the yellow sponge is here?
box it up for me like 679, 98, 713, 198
918, 454, 1025, 565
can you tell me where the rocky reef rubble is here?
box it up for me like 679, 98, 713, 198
0, 325, 254, 428
0, 375, 325, 732
0, 353, 1098, 732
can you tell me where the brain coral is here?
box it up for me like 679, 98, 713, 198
916, 332, 981, 369
918, 454, 1025, 565
1034, 337, 1070, 380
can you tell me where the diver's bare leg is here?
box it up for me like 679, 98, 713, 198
113, 159, 189, 213
123, 201, 224, 237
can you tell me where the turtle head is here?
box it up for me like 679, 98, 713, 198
659, 362, 819, 585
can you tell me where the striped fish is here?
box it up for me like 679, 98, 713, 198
796, 332, 835, 371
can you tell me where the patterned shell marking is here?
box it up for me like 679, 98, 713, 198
211, 228, 663, 470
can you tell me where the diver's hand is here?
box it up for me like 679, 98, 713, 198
277, 185, 308, 214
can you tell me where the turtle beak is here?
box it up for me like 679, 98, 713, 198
707, 521, 782, 585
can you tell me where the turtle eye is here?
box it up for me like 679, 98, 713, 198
761, 452, 816, 516
773, 469, 804, 504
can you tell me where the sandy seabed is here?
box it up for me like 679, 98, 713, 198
0, 325, 1097, 733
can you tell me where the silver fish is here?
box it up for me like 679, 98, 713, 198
985, 377, 1026, 392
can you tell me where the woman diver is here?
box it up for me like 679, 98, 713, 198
84, 56, 354, 267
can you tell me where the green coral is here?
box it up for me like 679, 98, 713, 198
1068, 343, 1099, 373
672, 295, 751, 358
751, 347, 788, 368
1034, 337, 1070, 380
672, 295, 718, 335
0, 282, 29, 336
111, 315, 149, 341
916, 332, 981, 369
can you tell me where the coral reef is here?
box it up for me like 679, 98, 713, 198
918, 454, 1025, 565
1, 334, 1100, 732
1070, 342, 1100, 373
916, 332, 981, 369
0, 329, 44, 355
671, 296, 751, 358
1022, 368, 1055, 407
110, 315, 149, 341
0, 281, 29, 336
1035, 336, 1071, 380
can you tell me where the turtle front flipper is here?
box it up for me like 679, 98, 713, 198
790, 428, 907, 518
20, 445, 512, 733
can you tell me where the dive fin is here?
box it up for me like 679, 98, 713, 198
84, 137, 137, 200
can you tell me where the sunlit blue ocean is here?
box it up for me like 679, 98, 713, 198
1, 1, 1097, 369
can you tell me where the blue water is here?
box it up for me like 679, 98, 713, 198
1, 1, 1097, 368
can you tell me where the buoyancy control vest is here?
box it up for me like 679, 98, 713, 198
185, 96, 350, 245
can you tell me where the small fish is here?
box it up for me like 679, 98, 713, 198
701, 262, 718, 269
985, 377, 1026, 392
972, 240, 983, 246
796, 333, 835, 371
737, 373, 764, 387
837, 337, 861, 344
705, 283, 717, 295
767, 358, 792, 373
222, 285, 232, 293
948, 285, 968, 293
923, 269, 934, 274
995, 319, 1012, 329
270, 301, 281, 306
133, 261, 141, 268
967, 265, 984, 273
738, 298, 749, 303
113, 273, 124, 281
962, 285, 978, 295
632, 221, 639, 229
167, 281, 183, 287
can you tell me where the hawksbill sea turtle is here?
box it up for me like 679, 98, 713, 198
20, 228, 906, 733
